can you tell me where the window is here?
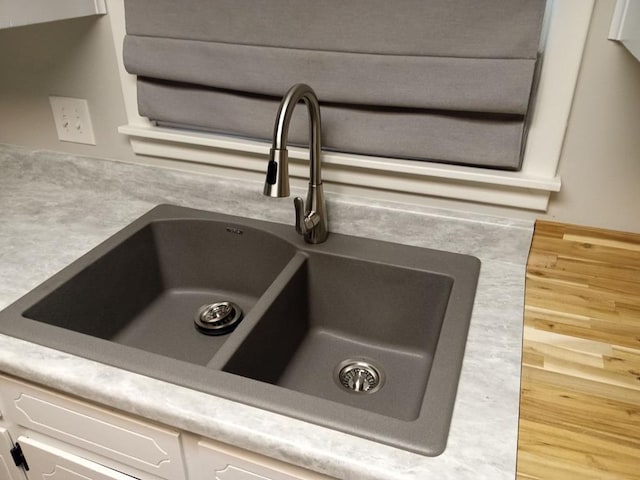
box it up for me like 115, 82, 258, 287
108, 0, 594, 211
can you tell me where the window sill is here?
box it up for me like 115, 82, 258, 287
120, 124, 561, 211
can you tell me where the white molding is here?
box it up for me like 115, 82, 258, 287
107, 0, 595, 212
122, 125, 557, 211
609, 0, 630, 38
119, 125, 562, 192
0, 0, 106, 29
609, 0, 640, 61
521, 0, 595, 181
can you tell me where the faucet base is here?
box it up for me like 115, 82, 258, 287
301, 183, 328, 244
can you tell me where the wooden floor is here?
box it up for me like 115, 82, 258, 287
517, 221, 640, 480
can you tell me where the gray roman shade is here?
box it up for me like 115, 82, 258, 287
123, 0, 547, 170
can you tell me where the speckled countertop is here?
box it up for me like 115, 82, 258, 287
0, 144, 532, 480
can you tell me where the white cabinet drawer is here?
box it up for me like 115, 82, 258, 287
0, 375, 186, 480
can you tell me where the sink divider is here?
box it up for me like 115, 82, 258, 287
206, 252, 308, 371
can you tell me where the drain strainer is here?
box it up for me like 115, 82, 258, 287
335, 359, 385, 394
194, 301, 243, 335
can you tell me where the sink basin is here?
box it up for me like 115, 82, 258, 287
0, 204, 480, 455
224, 252, 452, 421
22, 219, 296, 365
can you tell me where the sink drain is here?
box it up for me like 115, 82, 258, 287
194, 301, 243, 335
335, 359, 385, 394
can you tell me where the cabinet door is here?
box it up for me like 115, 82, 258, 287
195, 439, 331, 480
18, 436, 136, 480
0, 375, 186, 480
0, 427, 25, 480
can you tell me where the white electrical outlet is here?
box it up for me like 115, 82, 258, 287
49, 96, 96, 145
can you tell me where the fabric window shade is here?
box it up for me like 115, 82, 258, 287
123, 0, 547, 170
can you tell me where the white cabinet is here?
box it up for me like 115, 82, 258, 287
0, 375, 333, 480
0, 0, 106, 29
0, 375, 186, 480
17, 436, 133, 480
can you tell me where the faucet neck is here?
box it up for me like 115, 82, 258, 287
272, 84, 322, 186
264, 83, 329, 244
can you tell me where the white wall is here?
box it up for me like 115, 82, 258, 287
0, 14, 133, 161
542, 0, 640, 232
0, 1, 638, 233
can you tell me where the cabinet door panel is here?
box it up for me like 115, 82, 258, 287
215, 464, 271, 480
0, 376, 185, 480
196, 439, 331, 480
18, 436, 134, 480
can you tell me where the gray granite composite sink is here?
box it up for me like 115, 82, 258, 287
0, 204, 480, 455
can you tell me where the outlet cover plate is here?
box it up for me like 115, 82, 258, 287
49, 96, 96, 145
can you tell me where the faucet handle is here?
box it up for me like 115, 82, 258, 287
294, 197, 320, 236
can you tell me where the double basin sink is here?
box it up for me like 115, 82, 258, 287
0, 204, 480, 455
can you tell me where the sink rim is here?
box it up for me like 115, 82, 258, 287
0, 204, 480, 456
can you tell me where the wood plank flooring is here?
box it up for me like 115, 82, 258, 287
516, 221, 640, 480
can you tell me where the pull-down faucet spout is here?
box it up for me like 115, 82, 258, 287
263, 84, 328, 244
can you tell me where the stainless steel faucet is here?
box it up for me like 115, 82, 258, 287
263, 84, 328, 244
